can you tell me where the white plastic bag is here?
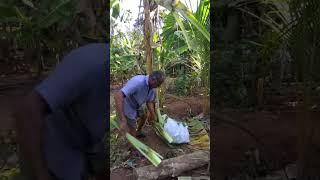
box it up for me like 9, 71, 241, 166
164, 117, 190, 144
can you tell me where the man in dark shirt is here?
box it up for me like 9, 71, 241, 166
13, 43, 108, 180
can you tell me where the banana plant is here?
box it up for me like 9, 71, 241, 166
157, 0, 210, 113
153, 99, 174, 144
2, 0, 74, 42
0, 0, 77, 75
110, 30, 144, 82
158, 0, 210, 72
154, 0, 209, 42
110, 0, 120, 19
228, 0, 320, 177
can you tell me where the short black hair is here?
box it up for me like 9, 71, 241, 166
150, 71, 165, 82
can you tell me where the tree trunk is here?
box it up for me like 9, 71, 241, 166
222, 10, 240, 42
134, 151, 209, 180
297, 86, 314, 179
203, 89, 210, 116
256, 77, 264, 110
36, 43, 43, 78
144, 0, 153, 75
271, 58, 282, 92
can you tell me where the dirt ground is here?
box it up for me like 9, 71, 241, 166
110, 86, 210, 179
213, 109, 320, 179
0, 75, 39, 130
3, 78, 320, 179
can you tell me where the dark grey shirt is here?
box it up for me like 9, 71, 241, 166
35, 43, 108, 180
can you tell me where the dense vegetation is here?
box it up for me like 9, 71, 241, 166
213, 0, 320, 178
213, 0, 320, 110
0, 0, 107, 178
0, 0, 107, 76
110, 0, 210, 99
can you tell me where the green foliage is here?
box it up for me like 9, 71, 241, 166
110, 131, 129, 168
288, 0, 320, 83
174, 70, 191, 96
110, 30, 144, 82
110, 0, 120, 19
0, 0, 106, 73
157, 0, 210, 95
1, 0, 76, 46
0, 168, 20, 180
154, 110, 173, 144
213, 0, 320, 111
110, 0, 210, 99
213, 42, 258, 109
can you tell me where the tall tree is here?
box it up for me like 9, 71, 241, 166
144, 0, 153, 74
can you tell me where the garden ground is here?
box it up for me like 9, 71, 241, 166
1, 78, 320, 179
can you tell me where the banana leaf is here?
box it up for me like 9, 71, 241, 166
154, 106, 174, 144
110, 115, 163, 167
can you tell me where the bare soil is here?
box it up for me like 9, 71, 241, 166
110, 85, 209, 179
0, 75, 39, 130
213, 109, 320, 179
6, 80, 319, 179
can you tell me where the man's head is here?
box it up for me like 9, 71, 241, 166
148, 71, 165, 88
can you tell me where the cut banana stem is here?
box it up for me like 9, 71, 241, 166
110, 115, 163, 167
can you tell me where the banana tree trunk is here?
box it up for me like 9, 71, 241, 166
144, 0, 153, 75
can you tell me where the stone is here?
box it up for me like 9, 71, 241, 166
7, 153, 19, 166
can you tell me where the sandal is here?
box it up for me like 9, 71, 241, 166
136, 131, 146, 138
125, 158, 136, 168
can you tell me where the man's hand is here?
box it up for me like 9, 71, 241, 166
114, 91, 129, 135
147, 112, 156, 126
119, 119, 129, 135
146, 102, 157, 125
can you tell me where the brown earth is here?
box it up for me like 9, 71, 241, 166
0, 75, 39, 130
6, 81, 320, 179
110, 87, 209, 180
213, 109, 320, 179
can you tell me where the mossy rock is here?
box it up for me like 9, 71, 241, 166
0, 168, 22, 180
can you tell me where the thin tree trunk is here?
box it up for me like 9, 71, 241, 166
256, 77, 264, 110
36, 43, 43, 78
144, 0, 153, 75
203, 89, 210, 116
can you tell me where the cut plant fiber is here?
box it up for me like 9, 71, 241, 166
110, 114, 163, 167
153, 108, 174, 144
152, 104, 209, 150
186, 118, 210, 151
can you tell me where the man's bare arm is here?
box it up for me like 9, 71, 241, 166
114, 91, 129, 132
146, 102, 157, 123
13, 91, 52, 180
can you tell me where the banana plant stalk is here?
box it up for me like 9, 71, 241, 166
110, 115, 163, 167
152, 91, 174, 144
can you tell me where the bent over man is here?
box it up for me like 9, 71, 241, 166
13, 43, 108, 180
114, 71, 165, 137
